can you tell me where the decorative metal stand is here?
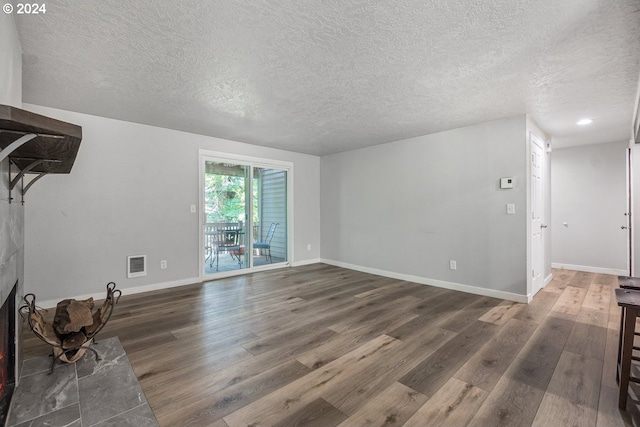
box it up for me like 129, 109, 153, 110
19, 282, 121, 374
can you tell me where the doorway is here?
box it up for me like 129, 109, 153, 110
550, 141, 629, 277
199, 151, 291, 278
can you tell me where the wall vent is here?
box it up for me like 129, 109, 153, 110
127, 255, 147, 278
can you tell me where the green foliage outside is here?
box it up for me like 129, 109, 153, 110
204, 173, 259, 224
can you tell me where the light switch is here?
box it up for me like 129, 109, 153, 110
190, 204, 196, 213
506, 204, 515, 215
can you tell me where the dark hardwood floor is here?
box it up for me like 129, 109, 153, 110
21, 264, 640, 426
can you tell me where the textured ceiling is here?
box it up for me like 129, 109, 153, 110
13, 0, 640, 155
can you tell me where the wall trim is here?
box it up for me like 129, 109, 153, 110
37, 258, 321, 308
551, 262, 627, 276
38, 257, 542, 308
523, 273, 554, 304
39, 258, 323, 308
36, 276, 201, 309
292, 258, 322, 267
321, 259, 528, 303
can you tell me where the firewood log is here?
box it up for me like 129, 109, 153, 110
53, 298, 94, 335
60, 331, 88, 349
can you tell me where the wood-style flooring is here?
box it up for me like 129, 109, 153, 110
21, 264, 640, 426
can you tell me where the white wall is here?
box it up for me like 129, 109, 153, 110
552, 141, 628, 275
321, 115, 529, 301
23, 104, 321, 303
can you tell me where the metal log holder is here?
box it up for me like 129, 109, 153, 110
19, 282, 121, 374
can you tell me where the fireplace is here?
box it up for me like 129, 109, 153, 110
0, 283, 16, 425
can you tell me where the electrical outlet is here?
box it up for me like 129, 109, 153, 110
449, 260, 457, 270
307, 244, 312, 251
160, 260, 167, 269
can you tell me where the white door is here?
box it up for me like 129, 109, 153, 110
531, 134, 545, 295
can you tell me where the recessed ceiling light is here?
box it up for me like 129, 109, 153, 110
577, 118, 594, 125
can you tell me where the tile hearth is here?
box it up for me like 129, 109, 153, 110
7, 337, 158, 426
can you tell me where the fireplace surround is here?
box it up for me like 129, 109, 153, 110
0, 104, 83, 425
0, 283, 16, 426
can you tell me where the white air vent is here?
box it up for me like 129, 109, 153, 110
127, 255, 147, 278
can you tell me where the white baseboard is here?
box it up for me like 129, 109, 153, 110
37, 257, 541, 308
524, 273, 555, 303
35, 259, 321, 308
292, 258, 322, 267
321, 259, 528, 303
36, 276, 201, 309
37, 259, 323, 308
551, 263, 627, 276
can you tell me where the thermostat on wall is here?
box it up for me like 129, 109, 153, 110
500, 177, 514, 189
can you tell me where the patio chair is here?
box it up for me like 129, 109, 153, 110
254, 223, 278, 263
213, 227, 242, 271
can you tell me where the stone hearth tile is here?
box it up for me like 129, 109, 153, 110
20, 354, 52, 377
92, 403, 158, 427
7, 363, 78, 426
11, 337, 156, 427
21, 337, 125, 379
12, 403, 81, 427
78, 354, 147, 426
76, 337, 127, 379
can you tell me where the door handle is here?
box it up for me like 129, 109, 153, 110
540, 224, 548, 229
622, 226, 631, 230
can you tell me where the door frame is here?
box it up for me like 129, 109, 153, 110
627, 147, 633, 276
198, 149, 293, 281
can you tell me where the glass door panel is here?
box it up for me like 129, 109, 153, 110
203, 161, 250, 275
251, 167, 287, 266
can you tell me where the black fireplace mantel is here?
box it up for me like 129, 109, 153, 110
0, 104, 82, 202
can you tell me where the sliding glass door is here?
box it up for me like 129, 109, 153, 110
201, 152, 290, 277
